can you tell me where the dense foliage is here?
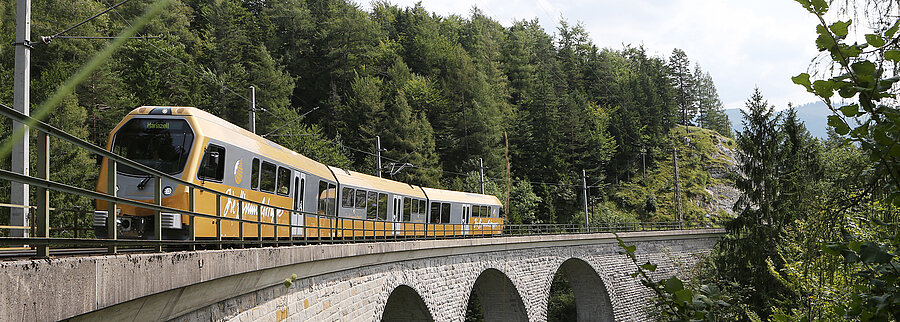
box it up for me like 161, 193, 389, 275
0, 0, 733, 232
651, 0, 900, 321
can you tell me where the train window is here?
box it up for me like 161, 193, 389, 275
479, 206, 487, 217
410, 199, 418, 216
318, 181, 337, 216
294, 178, 303, 211
419, 200, 426, 216
276, 167, 290, 195
299, 178, 305, 209
472, 205, 481, 217
366, 192, 377, 219
430, 202, 441, 223
198, 144, 225, 181
251, 158, 260, 190
259, 161, 276, 192
355, 190, 367, 209
403, 197, 412, 222
342, 187, 354, 208
377, 193, 388, 220
441, 203, 450, 224
326, 183, 336, 216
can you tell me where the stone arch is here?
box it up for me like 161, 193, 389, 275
548, 257, 615, 321
467, 268, 529, 322
381, 284, 434, 322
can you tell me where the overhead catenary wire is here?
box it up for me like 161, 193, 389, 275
106, 4, 287, 122
92, 2, 619, 192
41, 0, 135, 44
261, 107, 319, 138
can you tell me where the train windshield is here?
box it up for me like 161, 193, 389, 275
112, 118, 194, 175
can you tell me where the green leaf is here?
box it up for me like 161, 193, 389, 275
810, 0, 828, 13
813, 80, 834, 98
838, 44, 863, 59
641, 262, 658, 272
625, 244, 636, 254
887, 20, 900, 38
874, 128, 893, 146
829, 20, 851, 37
674, 289, 692, 303
792, 73, 813, 91
839, 104, 858, 117
865, 34, 886, 47
828, 115, 851, 135
823, 243, 844, 256
664, 277, 685, 293
838, 85, 859, 98
851, 61, 876, 77
816, 32, 836, 50
283, 278, 294, 289
885, 50, 900, 62
858, 243, 892, 263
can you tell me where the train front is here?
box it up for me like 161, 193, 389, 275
93, 107, 198, 240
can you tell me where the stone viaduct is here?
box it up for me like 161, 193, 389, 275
0, 229, 722, 321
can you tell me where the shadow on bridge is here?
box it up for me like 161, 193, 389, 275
549, 258, 615, 321
466, 268, 529, 322
381, 284, 434, 322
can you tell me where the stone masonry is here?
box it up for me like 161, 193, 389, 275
173, 235, 717, 321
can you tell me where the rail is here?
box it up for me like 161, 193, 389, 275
0, 104, 717, 258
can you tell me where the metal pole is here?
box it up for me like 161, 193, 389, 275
249, 86, 256, 134
582, 169, 589, 231
35, 132, 49, 258
376, 136, 382, 178
478, 158, 485, 194
215, 194, 222, 249
641, 147, 647, 181
153, 176, 162, 252
188, 187, 195, 251
673, 148, 683, 227
106, 158, 117, 254
11, 0, 31, 238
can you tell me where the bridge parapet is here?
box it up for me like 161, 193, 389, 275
0, 229, 723, 321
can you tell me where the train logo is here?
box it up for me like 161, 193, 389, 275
234, 159, 243, 184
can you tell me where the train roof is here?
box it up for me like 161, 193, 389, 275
127, 106, 337, 181
421, 187, 503, 207
328, 166, 426, 198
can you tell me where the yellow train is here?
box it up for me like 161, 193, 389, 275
93, 106, 504, 240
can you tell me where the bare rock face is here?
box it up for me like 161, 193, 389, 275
701, 133, 740, 217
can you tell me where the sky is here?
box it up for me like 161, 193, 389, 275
359, 0, 824, 111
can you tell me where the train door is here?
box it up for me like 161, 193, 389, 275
291, 173, 306, 237
461, 204, 471, 235
393, 196, 403, 235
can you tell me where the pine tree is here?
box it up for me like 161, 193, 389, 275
668, 49, 695, 127
716, 88, 791, 316
693, 65, 732, 137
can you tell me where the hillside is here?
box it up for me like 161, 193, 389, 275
609, 126, 740, 224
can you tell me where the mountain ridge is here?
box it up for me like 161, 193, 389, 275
725, 101, 830, 138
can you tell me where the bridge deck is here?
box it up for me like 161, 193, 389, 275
1, 229, 723, 321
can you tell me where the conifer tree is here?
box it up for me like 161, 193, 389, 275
668, 48, 696, 127
693, 65, 732, 137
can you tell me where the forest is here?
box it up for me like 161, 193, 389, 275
0, 0, 898, 320
0, 0, 732, 228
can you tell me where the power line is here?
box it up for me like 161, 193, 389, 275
261, 107, 319, 137
107, 3, 286, 122
40, 0, 134, 44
